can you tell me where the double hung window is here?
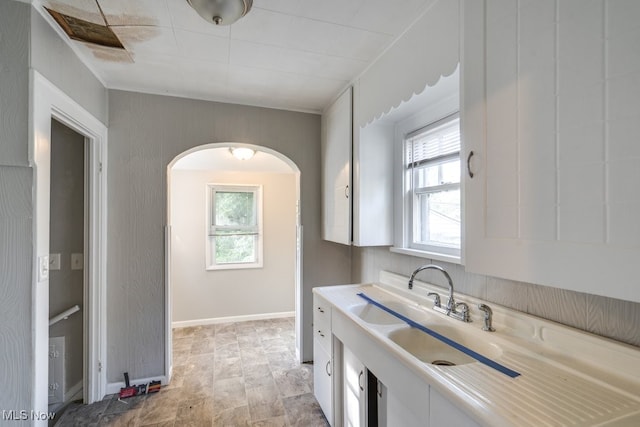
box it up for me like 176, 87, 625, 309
207, 185, 263, 270
404, 113, 461, 257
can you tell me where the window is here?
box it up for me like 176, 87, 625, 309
404, 113, 461, 258
207, 184, 263, 270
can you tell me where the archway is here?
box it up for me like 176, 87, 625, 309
165, 143, 302, 379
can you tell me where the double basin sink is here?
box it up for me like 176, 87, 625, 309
350, 295, 502, 367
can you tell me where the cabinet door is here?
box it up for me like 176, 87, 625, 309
322, 87, 353, 245
343, 345, 366, 427
314, 341, 333, 425
462, 0, 640, 303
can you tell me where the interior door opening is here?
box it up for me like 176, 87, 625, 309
166, 144, 303, 382
48, 119, 88, 413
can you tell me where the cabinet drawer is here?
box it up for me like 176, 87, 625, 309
314, 294, 332, 352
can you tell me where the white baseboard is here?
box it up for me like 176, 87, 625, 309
172, 311, 295, 329
65, 380, 83, 402
106, 375, 167, 395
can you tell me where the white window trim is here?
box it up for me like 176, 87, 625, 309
206, 184, 264, 271
393, 110, 462, 264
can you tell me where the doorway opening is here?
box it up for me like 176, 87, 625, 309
166, 143, 302, 380
31, 72, 108, 415
48, 119, 87, 412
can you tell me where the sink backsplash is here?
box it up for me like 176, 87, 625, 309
352, 246, 640, 348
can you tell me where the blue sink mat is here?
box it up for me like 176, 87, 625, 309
357, 292, 521, 378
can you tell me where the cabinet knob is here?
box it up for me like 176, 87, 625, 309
326, 360, 331, 376
345, 184, 349, 199
467, 151, 475, 178
358, 370, 364, 391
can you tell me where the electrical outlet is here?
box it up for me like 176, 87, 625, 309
49, 253, 61, 270
71, 253, 84, 270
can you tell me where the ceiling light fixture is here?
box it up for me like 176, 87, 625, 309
186, 0, 253, 26
230, 147, 256, 160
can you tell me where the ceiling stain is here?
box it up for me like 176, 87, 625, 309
88, 44, 134, 63
46, 7, 124, 49
112, 26, 161, 47
43, 0, 166, 63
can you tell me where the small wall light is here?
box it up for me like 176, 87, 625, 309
230, 147, 256, 160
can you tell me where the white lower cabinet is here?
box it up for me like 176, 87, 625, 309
430, 388, 480, 427
313, 294, 335, 425
313, 297, 484, 427
385, 387, 424, 427
314, 343, 333, 423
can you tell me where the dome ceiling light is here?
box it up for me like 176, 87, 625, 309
186, 0, 253, 26
230, 147, 256, 160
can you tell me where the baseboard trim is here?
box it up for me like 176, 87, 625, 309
106, 375, 167, 395
64, 380, 83, 402
172, 311, 295, 328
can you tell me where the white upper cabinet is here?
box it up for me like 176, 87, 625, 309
321, 86, 395, 247
322, 87, 353, 245
462, 0, 640, 303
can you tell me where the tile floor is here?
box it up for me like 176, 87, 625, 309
54, 317, 329, 426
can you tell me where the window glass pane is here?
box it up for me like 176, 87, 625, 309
215, 235, 257, 264
215, 191, 255, 227
414, 158, 460, 188
414, 189, 461, 247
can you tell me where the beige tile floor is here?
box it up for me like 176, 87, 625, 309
54, 317, 329, 426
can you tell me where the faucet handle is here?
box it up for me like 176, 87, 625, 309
478, 303, 495, 332
427, 292, 441, 308
453, 302, 470, 322
454, 302, 469, 315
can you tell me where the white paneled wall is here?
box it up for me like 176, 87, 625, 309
463, 0, 640, 302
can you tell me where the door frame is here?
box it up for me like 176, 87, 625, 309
31, 71, 108, 414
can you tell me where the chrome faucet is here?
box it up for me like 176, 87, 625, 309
408, 264, 469, 322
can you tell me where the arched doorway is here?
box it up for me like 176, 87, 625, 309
165, 143, 302, 379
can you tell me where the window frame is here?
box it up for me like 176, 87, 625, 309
206, 184, 264, 270
395, 111, 462, 263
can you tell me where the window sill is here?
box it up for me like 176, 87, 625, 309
206, 262, 263, 271
390, 247, 461, 265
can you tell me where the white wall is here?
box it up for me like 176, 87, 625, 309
171, 170, 297, 323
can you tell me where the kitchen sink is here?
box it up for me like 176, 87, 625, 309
351, 300, 427, 325
387, 326, 502, 366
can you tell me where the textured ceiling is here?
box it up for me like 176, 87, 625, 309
34, 0, 435, 112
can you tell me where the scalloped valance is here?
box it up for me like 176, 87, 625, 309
354, 0, 459, 128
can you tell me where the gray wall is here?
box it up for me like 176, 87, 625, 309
0, 1, 108, 414
49, 119, 85, 399
352, 247, 640, 347
30, 7, 108, 125
107, 90, 351, 382
0, 0, 35, 414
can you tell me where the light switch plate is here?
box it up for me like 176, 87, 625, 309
49, 253, 61, 271
71, 253, 83, 270
38, 255, 49, 281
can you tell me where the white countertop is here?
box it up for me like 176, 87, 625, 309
315, 272, 640, 427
